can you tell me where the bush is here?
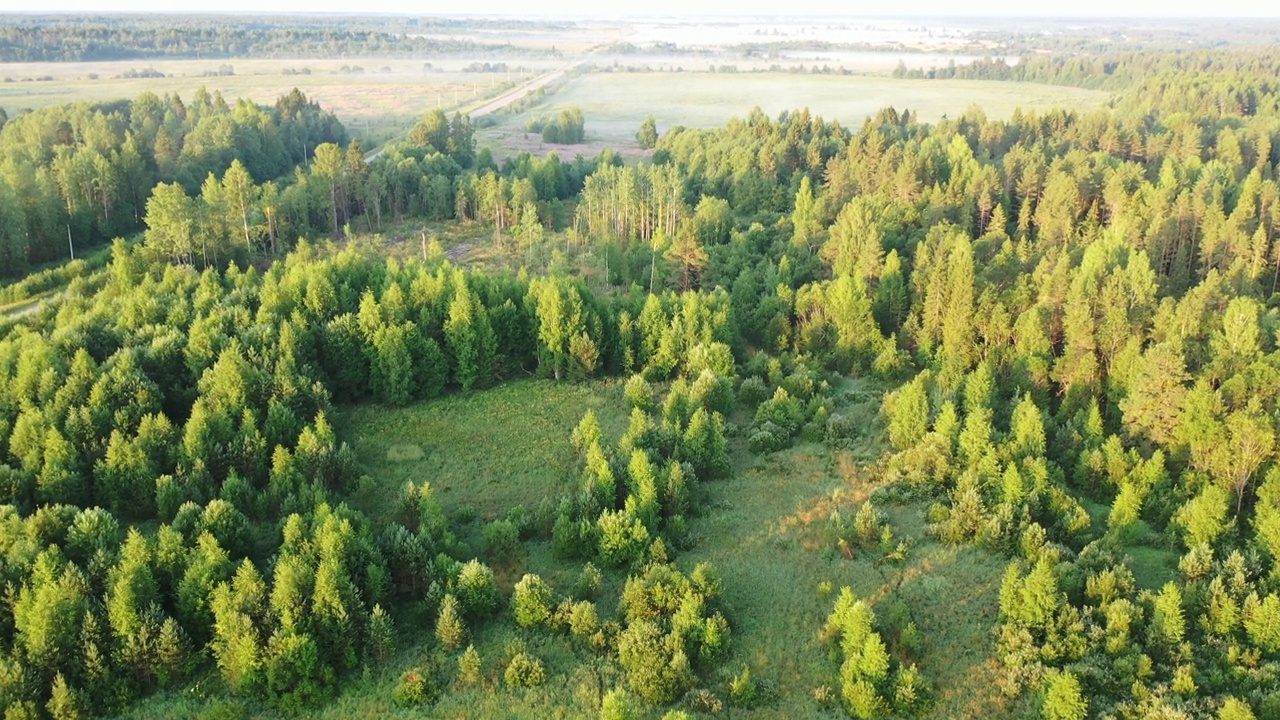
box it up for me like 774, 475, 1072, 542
748, 421, 789, 454
624, 374, 655, 411
601, 687, 639, 720
483, 518, 520, 560
457, 644, 483, 686
738, 377, 769, 408
572, 562, 603, 599
728, 665, 758, 708
264, 631, 329, 712
454, 560, 501, 618
436, 593, 467, 649
504, 652, 546, 688
597, 509, 650, 567
690, 370, 734, 415
394, 666, 439, 707
754, 388, 803, 437
512, 574, 555, 628
824, 413, 855, 446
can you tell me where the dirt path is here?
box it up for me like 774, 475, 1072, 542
364, 54, 590, 162
0, 292, 57, 321
465, 57, 586, 119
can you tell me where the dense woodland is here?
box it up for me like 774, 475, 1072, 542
0, 87, 347, 275
6, 29, 1280, 719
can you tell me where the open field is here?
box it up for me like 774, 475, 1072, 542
0, 56, 560, 146
336, 379, 630, 524
478, 71, 1113, 153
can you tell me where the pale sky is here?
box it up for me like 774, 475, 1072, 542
5, 0, 1280, 18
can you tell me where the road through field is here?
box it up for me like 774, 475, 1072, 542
364, 55, 588, 161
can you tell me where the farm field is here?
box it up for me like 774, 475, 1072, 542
476, 71, 1113, 151
0, 56, 558, 145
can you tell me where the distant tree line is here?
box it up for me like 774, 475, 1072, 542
900, 49, 1280, 119
0, 16, 553, 62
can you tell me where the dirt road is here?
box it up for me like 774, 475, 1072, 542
364, 56, 588, 162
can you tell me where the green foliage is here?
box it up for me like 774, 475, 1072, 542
435, 593, 467, 650
624, 374, 655, 412
264, 631, 329, 712
393, 666, 440, 707
617, 619, 693, 703
11, 39, 1280, 719
457, 644, 483, 686
1041, 670, 1087, 720
503, 652, 546, 689
483, 518, 520, 561
636, 115, 659, 150
454, 560, 500, 619
597, 510, 650, 568
728, 665, 758, 708
512, 574, 555, 629
601, 687, 639, 720
885, 373, 929, 451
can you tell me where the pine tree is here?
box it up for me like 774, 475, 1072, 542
513, 574, 555, 629
791, 175, 821, 253
436, 593, 466, 650
886, 373, 930, 451
155, 617, 189, 688
457, 644, 483, 686
1042, 670, 1087, 720
369, 604, 395, 661
47, 673, 85, 720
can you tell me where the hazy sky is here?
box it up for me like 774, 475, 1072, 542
10, 0, 1280, 18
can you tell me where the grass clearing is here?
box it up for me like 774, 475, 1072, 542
477, 71, 1114, 151
1126, 544, 1180, 591
337, 378, 629, 524
664, 380, 1027, 719
683, 437, 1025, 719
122, 375, 1034, 719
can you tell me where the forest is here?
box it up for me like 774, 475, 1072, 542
3, 13, 1280, 720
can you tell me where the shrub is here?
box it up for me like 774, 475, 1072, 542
435, 593, 467, 650
512, 574, 555, 629
504, 652, 546, 688
572, 562, 603, 599
738, 377, 769, 408
597, 509, 650, 567
748, 421, 789, 454
570, 601, 599, 637
394, 666, 439, 707
728, 665, 757, 708
454, 560, 500, 618
601, 687, 639, 720
264, 631, 329, 712
624, 374, 655, 412
457, 645, 482, 686
689, 369, 734, 415
483, 519, 520, 561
